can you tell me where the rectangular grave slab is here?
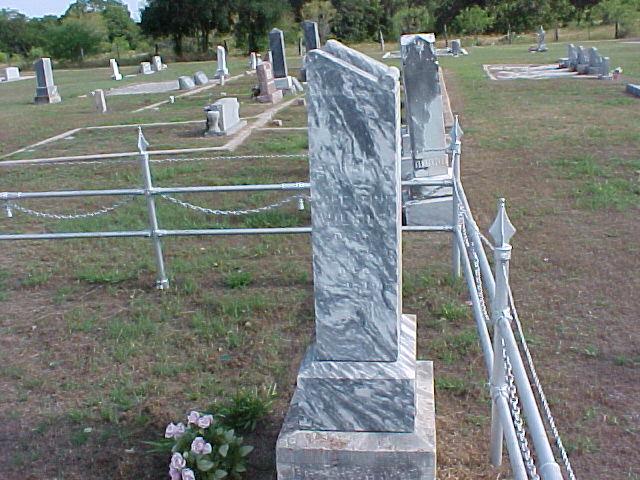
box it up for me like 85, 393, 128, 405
34, 58, 61, 104
269, 28, 288, 78
4, 67, 20, 81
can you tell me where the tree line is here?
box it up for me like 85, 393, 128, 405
1, 0, 639, 63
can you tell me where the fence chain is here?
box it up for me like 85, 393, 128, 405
460, 219, 491, 324
5, 197, 133, 220
503, 344, 540, 480
505, 268, 577, 480
160, 193, 309, 216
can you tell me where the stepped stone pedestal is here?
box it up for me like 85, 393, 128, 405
276, 40, 435, 480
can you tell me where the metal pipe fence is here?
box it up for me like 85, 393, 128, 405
450, 115, 575, 480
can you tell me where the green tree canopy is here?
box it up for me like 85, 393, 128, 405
46, 14, 108, 61
233, 0, 286, 53
454, 5, 493, 43
301, 1, 337, 43
392, 6, 434, 36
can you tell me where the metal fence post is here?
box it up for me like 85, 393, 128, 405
138, 127, 169, 290
488, 197, 516, 466
451, 115, 462, 278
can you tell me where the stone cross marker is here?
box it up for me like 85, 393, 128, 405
215, 45, 229, 79
256, 62, 282, 104
401, 34, 447, 177
268, 28, 288, 78
302, 20, 320, 51
110, 58, 122, 80
33, 58, 61, 104
277, 39, 435, 480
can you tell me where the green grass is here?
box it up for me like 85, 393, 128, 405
224, 270, 253, 289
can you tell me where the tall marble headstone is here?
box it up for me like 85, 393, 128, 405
91, 89, 107, 113
215, 45, 229, 79
537, 25, 547, 51
249, 52, 258, 70
110, 59, 123, 80
269, 28, 288, 78
277, 40, 435, 479
33, 58, 61, 104
302, 20, 320, 51
401, 34, 447, 178
256, 62, 282, 104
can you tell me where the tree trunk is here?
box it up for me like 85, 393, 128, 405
173, 34, 183, 57
615, 21, 619, 39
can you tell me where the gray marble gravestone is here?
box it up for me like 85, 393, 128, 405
302, 20, 320, 51
204, 97, 246, 136
215, 46, 229, 79
400, 34, 447, 179
536, 25, 548, 52
249, 52, 258, 70
178, 76, 196, 90
193, 71, 209, 85
33, 58, 61, 104
269, 28, 288, 78
110, 59, 123, 80
151, 55, 164, 72
451, 39, 461, 56
576, 46, 590, 73
256, 62, 283, 104
276, 40, 435, 480
566, 44, 578, 70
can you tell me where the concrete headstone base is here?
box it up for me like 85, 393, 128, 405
405, 196, 453, 227
35, 86, 61, 104
205, 119, 247, 137
276, 360, 435, 479
627, 83, 640, 97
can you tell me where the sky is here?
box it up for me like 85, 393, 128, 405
0, 0, 143, 20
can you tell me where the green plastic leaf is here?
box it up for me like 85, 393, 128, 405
214, 469, 228, 479
224, 429, 235, 442
197, 458, 215, 472
239, 445, 254, 457
218, 443, 229, 457
234, 464, 247, 473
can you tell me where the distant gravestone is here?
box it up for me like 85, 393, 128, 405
451, 39, 461, 56
91, 89, 107, 113
204, 97, 246, 136
178, 76, 196, 90
139, 62, 153, 75
302, 20, 320, 51
379, 29, 385, 52
151, 55, 164, 72
256, 62, 282, 104
276, 39, 435, 479
3, 66, 20, 81
269, 28, 288, 78
566, 44, 578, 70
110, 59, 122, 80
298, 37, 304, 56
33, 58, 61, 104
401, 33, 447, 178
193, 71, 209, 85
536, 26, 548, 52
214, 45, 229, 79
249, 52, 258, 70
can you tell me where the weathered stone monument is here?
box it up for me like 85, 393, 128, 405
379, 29, 385, 51
33, 58, 61, 104
204, 98, 246, 136
256, 62, 283, 104
536, 26, 548, 52
302, 21, 320, 51
576, 46, 589, 73
276, 39, 435, 479
193, 71, 209, 85
214, 45, 229, 79
451, 39, 461, 56
91, 89, 108, 113
139, 62, 153, 75
400, 34, 451, 227
178, 76, 196, 90
269, 28, 288, 79
151, 55, 165, 72
110, 59, 123, 80
3, 67, 20, 82
249, 52, 258, 70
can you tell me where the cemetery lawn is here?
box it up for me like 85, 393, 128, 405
0, 40, 638, 479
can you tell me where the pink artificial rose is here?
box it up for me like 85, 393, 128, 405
169, 466, 181, 480
187, 411, 201, 425
165, 422, 186, 439
191, 436, 213, 455
181, 468, 196, 480
196, 414, 214, 429
170, 452, 186, 470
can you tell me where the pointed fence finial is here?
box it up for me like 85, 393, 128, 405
489, 198, 516, 248
137, 126, 149, 154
